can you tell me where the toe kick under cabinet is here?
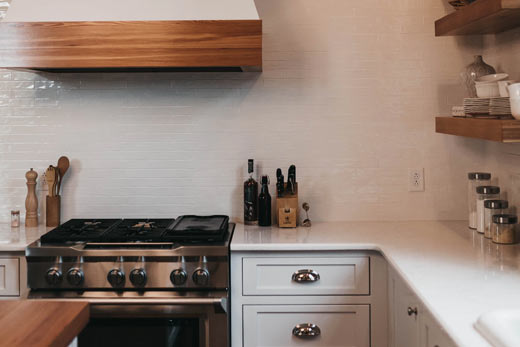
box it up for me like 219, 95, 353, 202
231, 251, 388, 347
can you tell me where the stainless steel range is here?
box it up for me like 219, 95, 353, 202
26, 215, 234, 347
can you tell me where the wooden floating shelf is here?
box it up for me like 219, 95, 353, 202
435, 117, 520, 143
435, 0, 520, 36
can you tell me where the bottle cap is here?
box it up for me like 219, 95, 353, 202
261, 175, 269, 184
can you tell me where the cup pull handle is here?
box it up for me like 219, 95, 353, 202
292, 269, 320, 283
292, 323, 321, 338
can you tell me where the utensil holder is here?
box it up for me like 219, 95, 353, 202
46, 195, 60, 227
276, 183, 298, 228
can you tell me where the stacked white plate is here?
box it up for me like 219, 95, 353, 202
490, 97, 513, 117
464, 98, 491, 117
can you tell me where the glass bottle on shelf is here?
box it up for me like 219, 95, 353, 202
258, 175, 271, 227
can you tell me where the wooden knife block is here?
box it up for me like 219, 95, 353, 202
46, 196, 60, 227
276, 183, 298, 228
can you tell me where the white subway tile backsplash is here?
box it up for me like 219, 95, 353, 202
0, 0, 491, 223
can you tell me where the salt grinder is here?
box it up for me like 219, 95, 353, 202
25, 168, 38, 227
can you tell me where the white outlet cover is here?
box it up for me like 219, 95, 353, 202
408, 168, 424, 192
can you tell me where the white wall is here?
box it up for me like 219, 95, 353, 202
0, 0, 495, 223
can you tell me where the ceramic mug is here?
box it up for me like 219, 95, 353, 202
498, 80, 517, 97
511, 98, 520, 120
508, 83, 520, 99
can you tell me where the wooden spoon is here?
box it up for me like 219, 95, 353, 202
45, 166, 56, 197
56, 156, 70, 196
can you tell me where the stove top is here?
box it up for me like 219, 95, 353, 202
40, 215, 229, 244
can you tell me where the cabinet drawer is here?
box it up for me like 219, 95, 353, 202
243, 304, 370, 347
0, 258, 20, 296
242, 257, 369, 296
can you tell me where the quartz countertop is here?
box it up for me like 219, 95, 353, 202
0, 224, 49, 251
231, 220, 520, 347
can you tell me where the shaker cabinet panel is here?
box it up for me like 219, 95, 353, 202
420, 310, 457, 347
391, 273, 420, 347
242, 257, 370, 296
0, 258, 20, 297
243, 304, 370, 347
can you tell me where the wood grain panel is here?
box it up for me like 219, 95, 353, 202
435, 0, 520, 36
435, 117, 520, 143
0, 300, 89, 347
0, 20, 262, 68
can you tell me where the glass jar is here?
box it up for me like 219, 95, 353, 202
476, 185, 500, 234
10, 210, 20, 228
492, 214, 517, 244
468, 173, 491, 229
484, 200, 508, 239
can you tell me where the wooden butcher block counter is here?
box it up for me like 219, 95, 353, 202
0, 300, 89, 347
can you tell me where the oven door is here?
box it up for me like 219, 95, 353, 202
29, 292, 229, 347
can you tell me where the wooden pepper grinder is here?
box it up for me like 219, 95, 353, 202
25, 168, 38, 227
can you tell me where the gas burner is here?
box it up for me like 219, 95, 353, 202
132, 221, 156, 229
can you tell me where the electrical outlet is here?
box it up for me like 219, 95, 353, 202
408, 168, 424, 192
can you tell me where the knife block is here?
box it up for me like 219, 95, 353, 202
46, 196, 60, 227
276, 183, 298, 228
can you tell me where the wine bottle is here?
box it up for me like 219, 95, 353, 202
244, 159, 258, 225
258, 175, 271, 226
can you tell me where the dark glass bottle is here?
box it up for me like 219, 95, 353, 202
258, 175, 271, 226
244, 159, 258, 225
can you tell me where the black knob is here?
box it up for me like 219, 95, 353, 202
192, 269, 210, 286
130, 268, 147, 287
66, 268, 84, 286
170, 269, 187, 286
45, 268, 62, 285
107, 269, 125, 287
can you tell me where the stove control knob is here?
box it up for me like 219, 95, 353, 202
107, 269, 125, 287
45, 268, 63, 285
192, 269, 210, 286
67, 268, 84, 286
130, 268, 147, 287
170, 269, 187, 286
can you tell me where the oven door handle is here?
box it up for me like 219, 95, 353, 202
28, 297, 228, 313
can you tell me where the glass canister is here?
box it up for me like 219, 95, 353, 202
484, 200, 508, 239
476, 185, 500, 234
492, 214, 518, 244
10, 210, 20, 228
468, 172, 491, 229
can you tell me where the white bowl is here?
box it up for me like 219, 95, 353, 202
511, 98, 520, 120
475, 81, 500, 98
475, 73, 509, 84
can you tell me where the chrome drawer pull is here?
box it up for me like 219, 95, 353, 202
292, 323, 321, 338
292, 269, 320, 283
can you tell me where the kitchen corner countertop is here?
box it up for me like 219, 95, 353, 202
0, 224, 50, 251
231, 220, 520, 347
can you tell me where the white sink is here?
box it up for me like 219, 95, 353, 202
476, 310, 520, 347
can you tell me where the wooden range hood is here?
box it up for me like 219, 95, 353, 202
0, 0, 262, 70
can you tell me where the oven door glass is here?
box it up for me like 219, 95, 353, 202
78, 318, 199, 347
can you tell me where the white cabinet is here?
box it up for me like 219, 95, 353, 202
232, 251, 388, 347
0, 258, 20, 296
243, 304, 370, 347
389, 268, 456, 347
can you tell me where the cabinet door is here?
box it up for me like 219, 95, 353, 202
420, 310, 456, 347
243, 304, 370, 347
391, 274, 420, 347
0, 258, 20, 296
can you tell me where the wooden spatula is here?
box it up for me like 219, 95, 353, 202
45, 166, 56, 197
56, 156, 70, 196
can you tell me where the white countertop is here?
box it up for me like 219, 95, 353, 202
231, 220, 520, 347
0, 224, 49, 251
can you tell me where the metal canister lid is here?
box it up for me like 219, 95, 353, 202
468, 172, 491, 180
11, 210, 20, 215
476, 186, 500, 194
484, 199, 509, 209
492, 214, 518, 224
